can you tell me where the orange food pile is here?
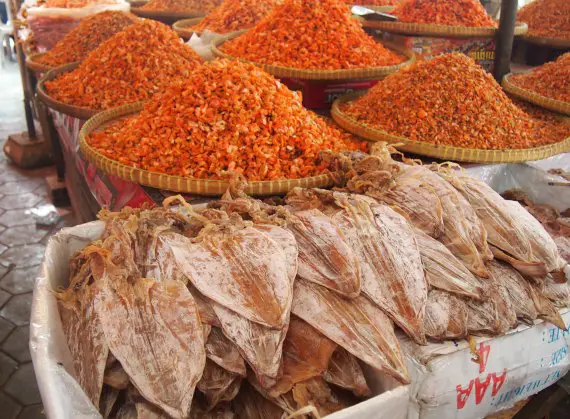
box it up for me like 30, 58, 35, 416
192, 0, 282, 34
341, 53, 570, 150
517, 0, 570, 40
44, 20, 202, 110
348, 0, 402, 6
509, 53, 570, 103
393, 0, 496, 27
36, 11, 138, 67
141, 0, 223, 13
87, 59, 366, 181
221, 0, 404, 70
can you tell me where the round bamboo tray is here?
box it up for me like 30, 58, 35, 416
79, 103, 337, 196
358, 19, 528, 38
131, 7, 205, 24
502, 73, 570, 117
351, 5, 395, 13
172, 17, 204, 38
521, 35, 570, 49
211, 36, 415, 81
37, 62, 99, 120
25, 52, 54, 74
331, 92, 570, 164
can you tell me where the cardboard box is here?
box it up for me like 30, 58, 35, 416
404, 312, 570, 419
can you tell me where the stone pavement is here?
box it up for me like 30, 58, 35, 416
0, 60, 76, 419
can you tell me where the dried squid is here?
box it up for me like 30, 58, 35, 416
168, 215, 293, 329
424, 290, 469, 341
197, 360, 242, 409
323, 348, 370, 397
414, 228, 483, 300
442, 171, 566, 281
287, 188, 428, 345
292, 278, 409, 384
232, 382, 285, 419
268, 316, 337, 397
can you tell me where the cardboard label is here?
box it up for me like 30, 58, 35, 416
406, 311, 570, 419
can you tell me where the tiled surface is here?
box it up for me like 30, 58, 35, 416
0, 61, 76, 419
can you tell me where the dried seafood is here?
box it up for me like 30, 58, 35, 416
292, 278, 409, 384
424, 290, 468, 341
287, 188, 428, 345
442, 170, 567, 281
323, 348, 370, 397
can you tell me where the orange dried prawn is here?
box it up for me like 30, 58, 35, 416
36, 11, 138, 67
393, 0, 496, 27
221, 0, 404, 70
87, 59, 365, 181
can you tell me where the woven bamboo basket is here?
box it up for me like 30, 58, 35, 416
212, 36, 415, 81
131, 7, 205, 24
79, 103, 338, 196
358, 18, 528, 38
25, 52, 54, 74
331, 92, 570, 164
37, 62, 99, 120
521, 35, 570, 49
502, 73, 570, 117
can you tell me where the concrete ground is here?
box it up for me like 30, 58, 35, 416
0, 60, 75, 419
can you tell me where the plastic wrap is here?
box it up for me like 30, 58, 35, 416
25, 1, 130, 51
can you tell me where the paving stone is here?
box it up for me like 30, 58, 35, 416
2, 326, 31, 363
0, 317, 15, 343
4, 363, 42, 405
0, 351, 18, 386
17, 404, 44, 419
0, 391, 21, 419
0, 294, 32, 326
0, 225, 50, 247
0, 268, 39, 295
0, 244, 46, 269
0, 210, 36, 228
0, 181, 42, 196
0, 194, 43, 211
0, 289, 10, 309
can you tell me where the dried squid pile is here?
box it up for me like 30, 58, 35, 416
57, 147, 569, 418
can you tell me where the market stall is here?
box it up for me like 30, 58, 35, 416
14, 0, 570, 417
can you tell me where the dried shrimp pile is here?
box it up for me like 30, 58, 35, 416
340, 53, 570, 149
517, 0, 570, 40
41, 0, 116, 7
221, 0, 405, 70
392, 0, 496, 27
509, 53, 570, 103
192, 0, 282, 34
36, 11, 138, 68
44, 20, 202, 110
347, 0, 402, 5
87, 59, 365, 181
58, 145, 569, 418
140, 0, 223, 13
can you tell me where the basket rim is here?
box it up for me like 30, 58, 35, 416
521, 34, 570, 48
25, 52, 54, 74
131, 6, 206, 21
172, 17, 204, 37
78, 103, 338, 196
37, 62, 100, 120
211, 34, 416, 81
358, 18, 528, 38
502, 73, 570, 117
331, 92, 570, 164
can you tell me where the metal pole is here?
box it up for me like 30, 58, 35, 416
493, 0, 518, 82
